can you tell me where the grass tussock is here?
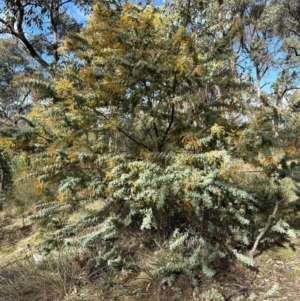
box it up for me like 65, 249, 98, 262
0, 252, 83, 301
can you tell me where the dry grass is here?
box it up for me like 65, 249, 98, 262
0, 195, 300, 301
0, 235, 299, 301
0, 252, 83, 301
253, 237, 300, 300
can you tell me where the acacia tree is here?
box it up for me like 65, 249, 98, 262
7, 0, 297, 267
0, 1, 299, 286
0, 0, 93, 207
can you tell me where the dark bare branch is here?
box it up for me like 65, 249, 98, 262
249, 199, 284, 258
86, 105, 153, 152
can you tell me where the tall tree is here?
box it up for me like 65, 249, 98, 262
0, 0, 92, 71
0, 38, 33, 124
0, 38, 34, 198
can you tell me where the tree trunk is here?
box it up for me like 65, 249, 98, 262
0, 153, 4, 211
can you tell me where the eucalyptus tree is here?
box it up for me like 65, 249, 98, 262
0, 0, 92, 72
0, 38, 34, 200
0, 38, 33, 124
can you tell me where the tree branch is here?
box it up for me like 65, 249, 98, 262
0, 2, 50, 71
158, 102, 174, 152
288, 46, 300, 57
249, 199, 283, 258
86, 105, 153, 152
